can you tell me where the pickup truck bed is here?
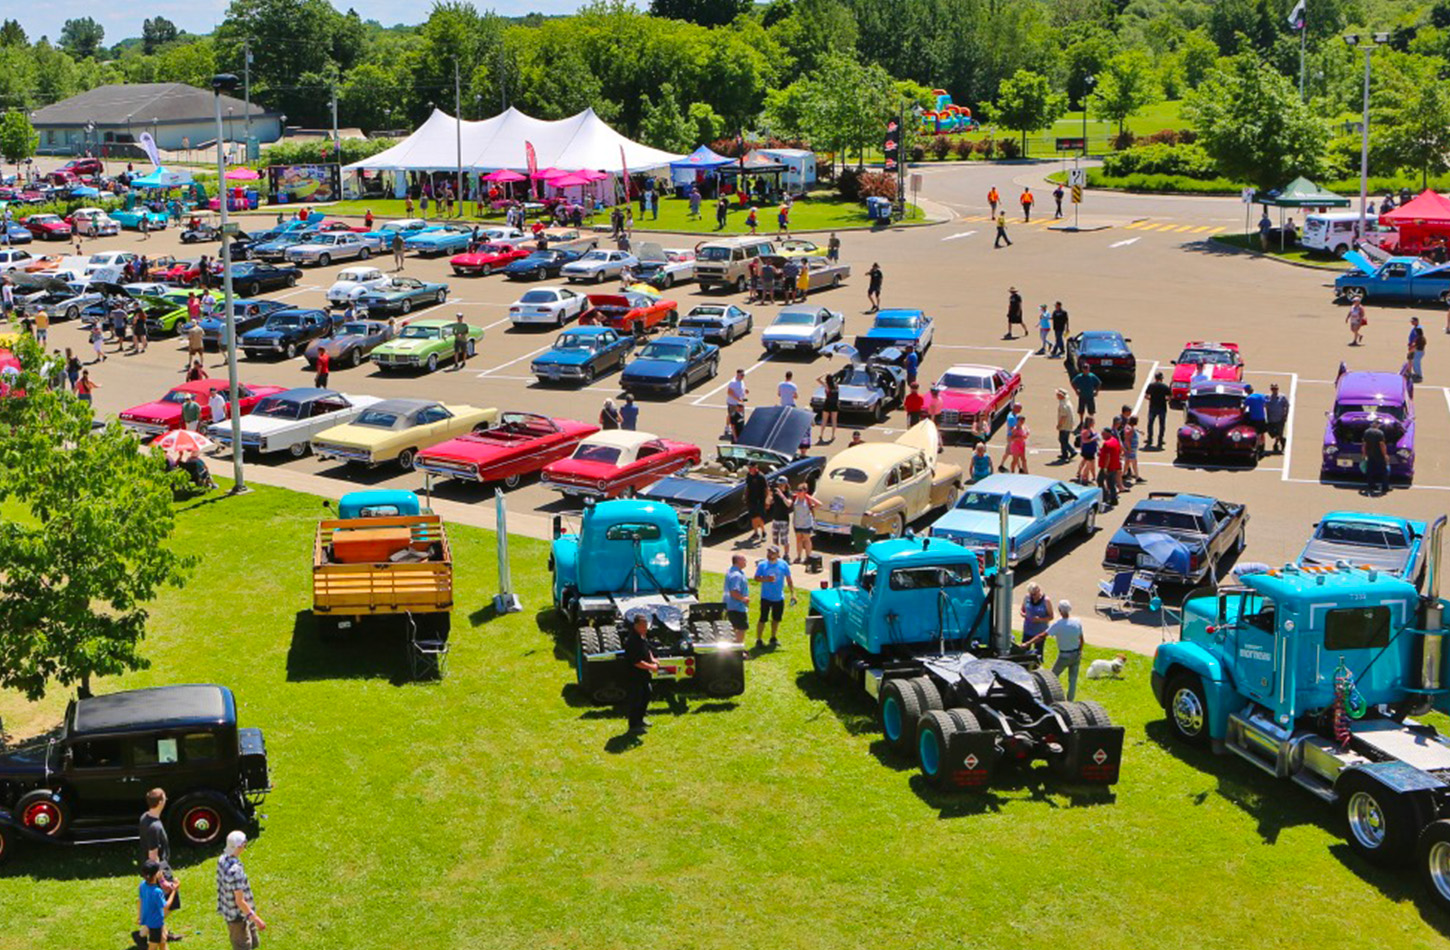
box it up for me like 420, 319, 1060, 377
313, 514, 452, 616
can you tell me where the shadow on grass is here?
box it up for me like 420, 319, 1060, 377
284, 610, 412, 685
535, 606, 574, 664
0, 829, 227, 883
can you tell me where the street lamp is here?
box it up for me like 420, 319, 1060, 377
1344, 32, 1391, 241
1082, 74, 1096, 157
211, 73, 246, 494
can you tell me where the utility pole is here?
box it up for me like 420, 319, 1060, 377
243, 40, 252, 155
330, 81, 340, 159
454, 58, 464, 218
211, 74, 246, 493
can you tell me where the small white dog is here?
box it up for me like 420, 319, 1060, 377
1086, 655, 1128, 679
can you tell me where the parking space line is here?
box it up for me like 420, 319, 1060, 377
270, 285, 320, 300
691, 354, 771, 406
1009, 349, 1033, 375
1284, 476, 1450, 493
1131, 360, 1160, 416
475, 343, 555, 377
1282, 372, 1298, 481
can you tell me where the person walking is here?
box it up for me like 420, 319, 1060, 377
1124, 414, 1142, 484
1030, 600, 1085, 700
1409, 316, 1427, 381
450, 313, 471, 369
688, 185, 702, 221
994, 211, 1012, 248
620, 393, 639, 430
904, 382, 925, 425
1007, 412, 1030, 473
1053, 183, 1064, 218
33, 305, 49, 347
90, 324, 107, 363
866, 263, 883, 311
1346, 296, 1366, 345
753, 543, 796, 649
816, 371, 839, 443
1145, 370, 1171, 449
1004, 287, 1024, 339
827, 232, 841, 262
1020, 187, 1034, 222
1, 279, 13, 326
1056, 389, 1075, 461
75, 368, 98, 406
987, 186, 999, 217
1362, 418, 1391, 496
138, 789, 181, 924
1265, 382, 1289, 454
996, 402, 1020, 471
724, 554, 750, 644
1036, 304, 1051, 354
745, 460, 768, 544
599, 399, 622, 430
1020, 583, 1053, 660
65, 348, 81, 390
791, 482, 821, 564
1050, 301, 1069, 357
392, 232, 405, 272
715, 196, 728, 230
767, 477, 793, 560
623, 611, 658, 734
314, 345, 330, 389
777, 371, 797, 407
181, 394, 201, 432
1071, 364, 1100, 422
139, 860, 176, 949
132, 306, 149, 354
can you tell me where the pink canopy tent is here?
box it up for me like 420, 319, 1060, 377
551, 173, 594, 188
484, 169, 527, 183
1379, 189, 1450, 253
579, 169, 609, 181
531, 167, 568, 180
224, 167, 260, 181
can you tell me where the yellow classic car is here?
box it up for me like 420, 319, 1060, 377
812, 422, 963, 539
311, 397, 498, 469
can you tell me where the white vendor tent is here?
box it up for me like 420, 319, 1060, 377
346, 107, 684, 175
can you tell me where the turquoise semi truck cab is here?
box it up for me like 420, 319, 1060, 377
1152, 516, 1450, 909
550, 499, 744, 704
808, 536, 1124, 790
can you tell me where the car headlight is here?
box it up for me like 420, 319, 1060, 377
1229, 431, 1243, 441
1323, 444, 1338, 457
1398, 448, 1412, 459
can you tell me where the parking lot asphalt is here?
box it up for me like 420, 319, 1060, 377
24, 163, 1444, 652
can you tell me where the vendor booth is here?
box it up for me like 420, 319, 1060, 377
1255, 176, 1350, 249
1380, 190, 1450, 257
717, 151, 789, 204
669, 145, 734, 196
756, 148, 816, 191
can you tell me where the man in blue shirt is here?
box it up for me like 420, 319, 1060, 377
620, 394, 639, 431
1243, 383, 1268, 458
724, 554, 750, 643
903, 345, 919, 385
753, 545, 796, 649
1071, 368, 1100, 422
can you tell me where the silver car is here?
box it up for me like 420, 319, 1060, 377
561, 249, 638, 284
760, 305, 845, 355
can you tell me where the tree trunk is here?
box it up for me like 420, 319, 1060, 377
78, 673, 93, 699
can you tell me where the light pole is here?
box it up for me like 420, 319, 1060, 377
1082, 74, 1095, 157
211, 73, 246, 494
1344, 32, 1390, 242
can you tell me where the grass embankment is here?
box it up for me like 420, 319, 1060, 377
1, 483, 1446, 948
1210, 231, 1352, 268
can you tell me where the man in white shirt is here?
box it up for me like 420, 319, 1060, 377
209, 390, 227, 427
726, 368, 748, 433
777, 371, 797, 407
1026, 599, 1085, 700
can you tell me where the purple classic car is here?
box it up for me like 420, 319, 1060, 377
1321, 366, 1415, 480
1177, 381, 1259, 462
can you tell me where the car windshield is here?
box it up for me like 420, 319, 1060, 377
1080, 336, 1123, 354
311, 235, 337, 245
265, 314, 302, 328
774, 311, 816, 326
400, 326, 440, 339
874, 313, 919, 329
161, 389, 197, 404
520, 291, 556, 303
827, 466, 869, 483
555, 334, 597, 350
1180, 348, 1236, 365
1127, 509, 1206, 532
252, 397, 303, 419
889, 565, 975, 590
939, 371, 993, 390
581, 251, 609, 262
1188, 393, 1244, 410
840, 367, 874, 387
1317, 520, 1408, 547
477, 244, 509, 255
573, 444, 623, 465
87, 254, 112, 264
639, 343, 687, 362
697, 246, 732, 261
954, 491, 1035, 517
356, 408, 402, 427
340, 322, 371, 335
1334, 402, 1405, 420
380, 223, 407, 232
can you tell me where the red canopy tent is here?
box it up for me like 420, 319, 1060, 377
1379, 190, 1450, 254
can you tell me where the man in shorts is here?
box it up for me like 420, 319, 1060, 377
1071, 366, 1100, 422
724, 554, 750, 644
1265, 382, 1289, 455
768, 476, 793, 559
1243, 383, 1268, 458
753, 544, 796, 649
450, 313, 471, 369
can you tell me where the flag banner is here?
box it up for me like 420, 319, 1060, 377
525, 140, 538, 198
138, 131, 163, 169
1288, 0, 1306, 30
620, 145, 631, 201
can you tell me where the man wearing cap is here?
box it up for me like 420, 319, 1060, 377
724, 554, 750, 644
767, 477, 793, 559
216, 830, 265, 950
1025, 600, 1085, 700
451, 313, 471, 369
1265, 382, 1290, 455
622, 611, 659, 733
753, 545, 796, 649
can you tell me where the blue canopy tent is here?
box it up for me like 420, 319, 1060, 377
130, 167, 194, 190
669, 145, 734, 195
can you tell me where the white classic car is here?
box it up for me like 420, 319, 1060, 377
761, 305, 846, 355
561, 249, 638, 284
326, 266, 391, 308
206, 387, 383, 458
635, 242, 696, 288
508, 286, 588, 327
70, 207, 121, 237
812, 422, 963, 539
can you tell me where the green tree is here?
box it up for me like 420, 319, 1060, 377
339, 61, 408, 131
990, 68, 1067, 157
1373, 73, 1450, 187
0, 108, 38, 163
32, 41, 82, 106
0, 19, 27, 47
216, 0, 348, 125
141, 16, 179, 55
155, 42, 217, 88
770, 0, 859, 74
0, 46, 37, 111
688, 101, 724, 145
761, 80, 811, 140
1092, 50, 1159, 135
797, 53, 897, 166
0, 337, 193, 701
59, 17, 105, 59
648, 0, 752, 26
1063, 24, 1119, 107
1184, 52, 1330, 189
1175, 28, 1220, 91
639, 82, 695, 152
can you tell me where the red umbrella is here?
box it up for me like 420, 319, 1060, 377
155, 429, 215, 453
551, 173, 594, 188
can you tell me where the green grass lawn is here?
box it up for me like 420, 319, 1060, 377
1211, 232, 1352, 269
2, 483, 1448, 948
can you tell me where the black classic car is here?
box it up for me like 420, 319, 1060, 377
501, 248, 587, 281
0, 684, 270, 859
638, 407, 824, 534
240, 307, 340, 360
1102, 491, 1249, 585
1065, 330, 1136, 385
226, 260, 302, 298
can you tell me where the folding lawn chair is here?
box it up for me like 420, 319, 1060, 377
405, 612, 450, 682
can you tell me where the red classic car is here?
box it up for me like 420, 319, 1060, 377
449, 243, 531, 277
313, 219, 367, 234
1170, 341, 1242, 406
413, 411, 600, 487
22, 214, 72, 240
118, 379, 287, 437
63, 158, 104, 176
155, 258, 213, 285
580, 291, 679, 335
541, 430, 702, 499
932, 363, 1023, 442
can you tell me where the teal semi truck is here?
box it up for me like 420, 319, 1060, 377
807, 532, 1124, 790
1152, 517, 1450, 910
551, 498, 746, 704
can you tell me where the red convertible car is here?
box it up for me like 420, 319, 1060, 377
541, 430, 701, 499
1170, 341, 1243, 407
155, 258, 213, 285
580, 291, 679, 335
449, 243, 531, 277
23, 214, 72, 240
118, 379, 287, 438
932, 363, 1023, 442
413, 411, 600, 488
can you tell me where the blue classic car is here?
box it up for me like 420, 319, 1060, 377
240, 307, 341, 360
503, 248, 586, 281
1335, 253, 1450, 305
252, 231, 316, 262
929, 474, 1102, 570
1102, 491, 1249, 585
403, 224, 474, 256
359, 218, 430, 248
227, 261, 302, 297
1296, 511, 1427, 581
853, 308, 934, 359
620, 335, 720, 397
531, 326, 635, 385
187, 298, 291, 348
110, 207, 169, 231
353, 276, 450, 315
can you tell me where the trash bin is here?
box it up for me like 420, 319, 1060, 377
866, 196, 890, 222
850, 525, 875, 552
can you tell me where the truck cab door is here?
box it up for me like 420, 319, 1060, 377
1227, 589, 1283, 711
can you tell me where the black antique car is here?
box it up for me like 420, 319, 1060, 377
501, 248, 586, 281
637, 407, 824, 534
0, 684, 270, 860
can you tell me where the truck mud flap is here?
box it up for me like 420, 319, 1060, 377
941, 728, 1005, 789
1059, 726, 1125, 785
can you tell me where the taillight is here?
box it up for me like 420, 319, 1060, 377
1189, 551, 1203, 570
1105, 544, 1119, 561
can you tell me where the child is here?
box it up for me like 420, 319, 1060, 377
1007, 412, 1029, 474
1125, 414, 1142, 485
970, 443, 993, 482
746, 207, 758, 235
138, 860, 174, 948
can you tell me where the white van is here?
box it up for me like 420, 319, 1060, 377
1302, 212, 1394, 256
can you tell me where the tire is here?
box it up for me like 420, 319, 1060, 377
284, 342, 297, 359
1234, 529, 1247, 554
581, 364, 595, 384
466, 339, 476, 358
350, 348, 362, 368
15, 790, 68, 837
831, 273, 842, 288
595, 271, 605, 284
288, 440, 310, 459
886, 513, 905, 539
0, 822, 13, 864
287, 274, 298, 288
319, 253, 331, 267
879, 678, 924, 754
1076, 699, 1114, 727
426, 353, 439, 373
1343, 286, 1366, 300
1051, 700, 1092, 731
577, 624, 628, 704
1333, 243, 1349, 256
809, 624, 835, 681
398, 447, 417, 470
1163, 671, 1210, 747
503, 472, 522, 490
745, 315, 753, 334
170, 791, 236, 848
871, 401, 886, 423
400, 298, 413, 314
1081, 507, 1097, 535
243, 283, 259, 298
675, 376, 687, 397
535, 267, 546, 281
359, 247, 370, 260
66, 306, 79, 321
1339, 768, 1426, 867
481, 264, 492, 276
661, 274, 673, 288
1031, 669, 1067, 704
736, 276, 747, 293
436, 290, 446, 304
1417, 820, 1450, 913
1031, 539, 1049, 570
917, 708, 983, 789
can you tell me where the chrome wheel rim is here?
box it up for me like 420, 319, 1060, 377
1171, 687, 1204, 737
1429, 841, 1450, 900
1347, 791, 1387, 851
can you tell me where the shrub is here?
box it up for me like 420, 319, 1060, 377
1101, 143, 1218, 179
996, 137, 1021, 160
930, 137, 953, 161
972, 139, 993, 158
836, 167, 861, 201
909, 144, 925, 163
954, 138, 976, 161
1178, 128, 1198, 145
1141, 129, 1180, 146
13, 196, 124, 220
855, 171, 897, 200
1110, 130, 1137, 151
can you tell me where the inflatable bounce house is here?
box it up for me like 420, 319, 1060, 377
920, 90, 977, 135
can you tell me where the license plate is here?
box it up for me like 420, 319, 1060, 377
1337, 458, 1354, 468
829, 497, 845, 513
1136, 553, 1156, 568
548, 366, 560, 379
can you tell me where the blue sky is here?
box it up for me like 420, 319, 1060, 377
14, 1, 588, 43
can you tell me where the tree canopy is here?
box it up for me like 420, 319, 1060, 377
0, 108, 38, 163
991, 68, 1067, 156
59, 17, 105, 59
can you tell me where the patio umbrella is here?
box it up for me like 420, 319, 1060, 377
551, 173, 594, 188
224, 167, 260, 181
484, 169, 527, 183
531, 167, 568, 180
1133, 532, 1193, 575
155, 429, 215, 454
579, 170, 609, 181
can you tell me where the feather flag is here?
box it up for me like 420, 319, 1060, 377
1288, 0, 1306, 30
525, 140, 538, 199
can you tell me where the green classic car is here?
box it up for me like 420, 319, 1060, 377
372, 318, 484, 373
354, 276, 450, 315
146, 289, 224, 336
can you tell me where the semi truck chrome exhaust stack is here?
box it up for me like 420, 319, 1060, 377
1419, 516, 1447, 700
992, 493, 1014, 656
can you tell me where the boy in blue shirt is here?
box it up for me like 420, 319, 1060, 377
138, 859, 173, 948
753, 545, 796, 649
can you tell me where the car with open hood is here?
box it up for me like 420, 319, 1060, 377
501, 247, 587, 281
853, 308, 933, 359
311, 398, 498, 469
414, 411, 600, 488
928, 474, 1102, 570
810, 352, 908, 423
1322, 365, 1416, 481
531, 326, 635, 385
933, 363, 1023, 442
541, 430, 701, 499
637, 406, 824, 534
372, 317, 482, 373
207, 387, 383, 458
676, 304, 753, 344
449, 242, 531, 277
760, 305, 845, 355
140, 289, 223, 336
1102, 491, 1248, 585
326, 266, 391, 308
30, 280, 129, 324
507, 286, 588, 327
634, 242, 696, 289
240, 307, 340, 360
1176, 380, 1260, 463
304, 319, 394, 369
561, 248, 638, 283
118, 379, 287, 437
1334, 252, 1450, 305
620, 335, 719, 397
582, 290, 678, 335
811, 422, 962, 540
1296, 512, 1427, 581
1065, 330, 1136, 385
1169, 341, 1242, 407
353, 275, 449, 315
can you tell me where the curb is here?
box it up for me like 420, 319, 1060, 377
1206, 236, 1349, 273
